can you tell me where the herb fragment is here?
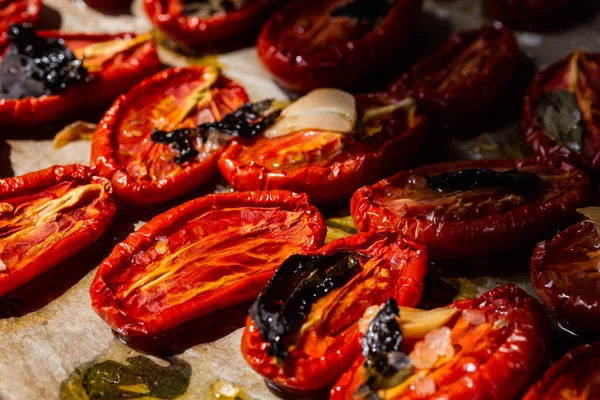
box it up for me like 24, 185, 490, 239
536, 90, 585, 152
355, 298, 413, 399
151, 99, 280, 164
331, 0, 398, 30
0, 24, 89, 100
425, 168, 541, 192
249, 251, 362, 359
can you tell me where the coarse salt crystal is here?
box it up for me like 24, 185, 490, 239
410, 375, 436, 396
462, 309, 486, 326
409, 341, 438, 369
425, 327, 454, 358
0, 259, 6, 272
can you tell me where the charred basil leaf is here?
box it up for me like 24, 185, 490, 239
0, 24, 89, 100
425, 168, 541, 192
331, 0, 398, 30
536, 90, 584, 152
355, 298, 413, 399
249, 251, 362, 359
151, 99, 280, 164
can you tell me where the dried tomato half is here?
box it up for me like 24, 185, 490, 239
486, 0, 570, 28
331, 284, 548, 400
0, 28, 160, 127
531, 220, 600, 335
351, 157, 589, 263
0, 164, 116, 298
143, 0, 286, 48
91, 66, 249, 206
523, 342, 600, 400
0, 0, 41, 32
90, 191, 326, 337
387, 25, 518, 126
241, 231, 427, 393
257, 0, 423, 93
219, 94, 427, 205
523, 52, 600, 173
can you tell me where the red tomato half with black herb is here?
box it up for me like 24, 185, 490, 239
387, 25, 518, 127
144, 0, 287, 49
331, 284, 548, 400
0, 165, 116, 298
257, 0, 423, 93
219, 92, 427, 205
351, 157, 589, 263
90, 191, 326, 337
523, 51, 600, 174
92, 66, 249, 206
0, 0, 41, 32
531, 219, 600, 335
486, 0, 571, 28
0, 26, 160, 127
241, 231, 427, 393
523, 342, 600, 400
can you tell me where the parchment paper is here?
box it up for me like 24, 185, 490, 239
0, 1, 599, 399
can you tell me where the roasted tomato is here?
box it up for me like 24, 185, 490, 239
486, 0, 570, 28
523, 342, 600, 400
0, 165, 115, 298
0, 25, 160, 127
0, 0, 41, 32
351, 158, 589, 263
91, 66, 249, 206
241, 231, 427, 393
257, 0, 423, 93
219, 91, 427, 205
523, 51, 600, 173
531, 218, 600, 335
144, 0, 286, 48
387, 25, 518, 127
331, 284, 548, 400
90, 191, 326, 337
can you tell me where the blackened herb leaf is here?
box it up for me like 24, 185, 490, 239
355, 298, 413, 399
425, 168, 541, 192
331, 0, 398, 30
249, 251, 362, 360
0, 24, 89, 100
537, 90, 585, 152
151, 128, 200, 165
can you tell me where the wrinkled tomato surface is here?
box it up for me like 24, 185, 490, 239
92, 67, 249, 206
524, 51, 600, 173
0, 165, 115, 298
257, 0, 423, 93
351, 157, 589, 262
144, 0, 286, 48
0, 0, 41, 32
219, 95, 427, 205
486, 0, 570, 28
90, 191, 326, 337
523, 342, 600, 400
531, 221, 600, 335
387, 25, 518, 126
331, 284, 548, 400
242, 231, 427, 392
0, 31, 160, 127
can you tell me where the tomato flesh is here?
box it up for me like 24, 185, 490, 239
0, 0, 41, 32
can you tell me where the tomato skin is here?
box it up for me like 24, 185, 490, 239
387, 25, 518, 126
218, 95, 427, 205
90, 190, 326, 337
523, 52, 600, 174
331, 284, 548, 400
531, 221, 600, 335
0, 164, 116, 298
257, 0, 423, 93
0, 31, 161, 127
241, 231, 428, 392
350, 157, 589, 263
486, 0, 570, 28
92, 67, 250, 206
0, 0, 41, 32
144, 0, 287, 48
523, 342, 600, 400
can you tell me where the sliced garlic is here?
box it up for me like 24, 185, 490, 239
265, 88, 357, 138
76, 32, 152, 62
398, 307, 458, 340
53, 121, 97, 149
